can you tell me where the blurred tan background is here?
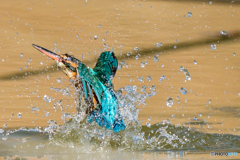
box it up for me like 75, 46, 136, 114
0, 0, 239, 136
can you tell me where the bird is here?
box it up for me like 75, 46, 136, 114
32, 44, 125, 132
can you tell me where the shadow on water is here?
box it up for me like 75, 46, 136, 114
0, 32, 239, 81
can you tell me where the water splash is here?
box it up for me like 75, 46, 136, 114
1, 84, 240, 157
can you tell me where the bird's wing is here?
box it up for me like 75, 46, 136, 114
93, 51, 118, 86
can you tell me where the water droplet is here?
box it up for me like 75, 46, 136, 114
2, 136, 7, 141
220, 30, 227, 35
154, 56, 159, 62
138, 76, 143, 82
174, 45, 177, 49
127, 52, 132, 56
141, 85, 146, 92
141, 62, 145, 68
210, 43, 216, 50
43, 95, 51, 103
0, 128, 4, 133
20, 53, 23, 58
179, 66, 184, 72
57, 78, 63, 84
35, 145, 39, 149
180, 87, 187, 95
150, 85, 156, 90
17, 112, 22, 118
3, 123, 7, 128
40, 62, 43, 65
209, 1, 212, 4
193, 60, 197, 65
193, 117, 197, 121
98, 25, 101, 28
9, 20, 12, 23
94, 35, 98, 40
134, 47, 139, 52
161, 64, 164, 68
172, 114, 175, 118
19, 68, 22, 71
45, 112, 50, 117
233, 53, 236, 56
148, 117, 151, 121
159, 75, 165, 82
188, 11, 192, 17
138, 4, 141, 7
185, 72, 191, 81
76, 34, 79, 37
22, 138, 27, 143
156, 43, 163, 47
146, 122, 151, 128
2, 58, 4, 62
166, 98, 173, 107
147, 76, 152, 81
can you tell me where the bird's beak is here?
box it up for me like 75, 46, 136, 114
32, 44, 61, 62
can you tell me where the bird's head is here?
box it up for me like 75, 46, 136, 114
32, 44, 78, 80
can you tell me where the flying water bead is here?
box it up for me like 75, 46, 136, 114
179, 66, 184, 72
233, 53, 236, 56
209, 1, 212, 4
141, 85, 146, 92
146, 122, 151, 128
2, 59, 4, 62
57, 78, 63, 84
0, 128, 4, 133
193, 60, 198, 65
150, 85, 156, 90
20, 53, 23, 58
180, 87, 187, 95
185, 72, 191, 81
210, 43, 216, 50
147, 76, 152, 81
220, 31, 227, 35
17, 112, 22, 118
156, 43, 163, 47
134, 47, 139, 52
94, 35, 98, 40
166, 98, 173, 107
127, 52, 132, 56
76, 34, 79, 37
141, 62, 145, 68
154, 56, 159, 62
45, 112, 50, 117
43, 95, 51, 103
188, 11, 192, 17
159, 75, 165, 82
138, 76, 143, 82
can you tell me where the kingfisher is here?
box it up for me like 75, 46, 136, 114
32, 44, 125, 132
